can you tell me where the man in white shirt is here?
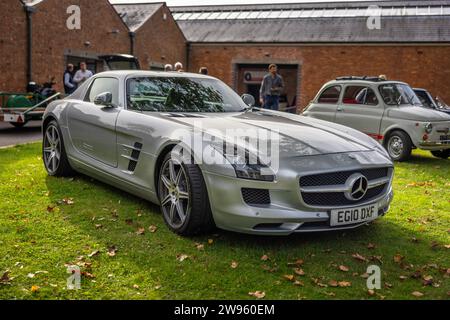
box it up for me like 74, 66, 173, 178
73, 62, 94, 87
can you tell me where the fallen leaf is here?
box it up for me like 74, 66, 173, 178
133, 284, 139, 289
368, 289, 376, 296
393, 254, 404, 263
328, 280, 339, 287
411, 291, 424, 297
367, 243, 376, 250
81, 271, 95, 279
399, 275, 408, 280
260, 255, 269, 261
294, 268, 305, 276
31, 285, 40, 293
422, 275, 433, 286
107, 246, 118, 257
324, 292, 336, 297
208, 239, 214, 245
283, 274, 295, 281
27, 273, 35, 278
136, 227, 145, 235
125, 219, 133, 225
384, 282, 393, 288
287, 259, 304, 267
0, 271, 11, 283
248, 291, 265, 299
339, 265, 349, 272
148, 225, 158, 233
352, 253, 368, 262
338, 281, 352, 287
177, 254, 189, 262
231, 261, 238, 269
195, 243, 205, 251
370, 256, 383, 264
95, 224, 103, 229
293, 280, 304, 286
62, 198, 74, 205
444, 244, 450, 249
88, 250, 100, 258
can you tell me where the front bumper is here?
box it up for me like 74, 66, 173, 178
418, 140, 450, 150
202, 153, 394, 235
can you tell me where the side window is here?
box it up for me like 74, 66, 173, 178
85, 78, 119, 106
318, 86, 341, 104
343, 86, 378, 106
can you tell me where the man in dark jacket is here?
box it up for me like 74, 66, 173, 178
63, 64, 76, 95
259, 64, 284, 110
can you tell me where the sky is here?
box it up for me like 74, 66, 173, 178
110, 0, 379, 7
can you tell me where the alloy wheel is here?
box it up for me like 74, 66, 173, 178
159, 158, 191, 229
43, 125, 61, 174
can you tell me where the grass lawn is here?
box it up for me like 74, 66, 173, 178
0, 142, 448, 300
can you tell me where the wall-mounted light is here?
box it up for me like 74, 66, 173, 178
110, 29, 120, 34
84, 41, 91, 47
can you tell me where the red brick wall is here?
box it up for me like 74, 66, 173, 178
134, 5, 186, 69
29, 0, 130, 93
0, 0, 27, 92
188, 44, 450, 111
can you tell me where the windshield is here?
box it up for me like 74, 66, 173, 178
127, 77, 247, 112
379, 83, 422, 106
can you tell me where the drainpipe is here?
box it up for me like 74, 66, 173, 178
185, 42, 191, 72
129, 32, 136, 56
24, 4, 36, 85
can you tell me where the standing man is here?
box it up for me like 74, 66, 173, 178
73, 62, 94, 87
259, 64, 284, 110
63, 64, 76, 95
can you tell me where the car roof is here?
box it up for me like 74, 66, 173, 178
325, 79, 408, 86
93, 70, 215, 81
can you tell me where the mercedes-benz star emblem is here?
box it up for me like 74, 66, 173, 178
345, 174, 369, 201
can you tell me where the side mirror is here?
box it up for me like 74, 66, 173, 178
94, 92, 114, 107
241, 94, 255, 107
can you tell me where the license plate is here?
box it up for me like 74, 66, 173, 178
330, 203, 378, 227
3, 114, 20, 122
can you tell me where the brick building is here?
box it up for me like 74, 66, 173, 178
172, 0, 450, 111
113, 3, 186, 70
1, 0, 185, 93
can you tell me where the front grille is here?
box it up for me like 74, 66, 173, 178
299, 167, 391, 207
301, 184, 386, 207
300, 168, 388, 187
242, 188, 270, 205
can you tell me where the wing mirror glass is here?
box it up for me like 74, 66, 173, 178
94, 92, 115, 107
241, 94, 255, 107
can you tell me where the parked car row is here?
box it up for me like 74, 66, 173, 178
302, 76, 450, 161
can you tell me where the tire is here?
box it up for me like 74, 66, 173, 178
11, 122, 27, 128
158, 152, 215, 236
42, 120, 74, 177
385, 131, 412, 162
431, 149, 450, 159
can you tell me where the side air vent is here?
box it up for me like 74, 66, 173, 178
119, 142, 143, 173
127, 142, 143, 172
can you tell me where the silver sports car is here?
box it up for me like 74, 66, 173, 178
42, 71, 394, 236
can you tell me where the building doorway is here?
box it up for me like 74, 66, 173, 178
236, 63, 299, 112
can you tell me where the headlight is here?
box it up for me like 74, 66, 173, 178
424, 123, 433, 134
373, 141, 390, 159
223, 151, 275, 182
